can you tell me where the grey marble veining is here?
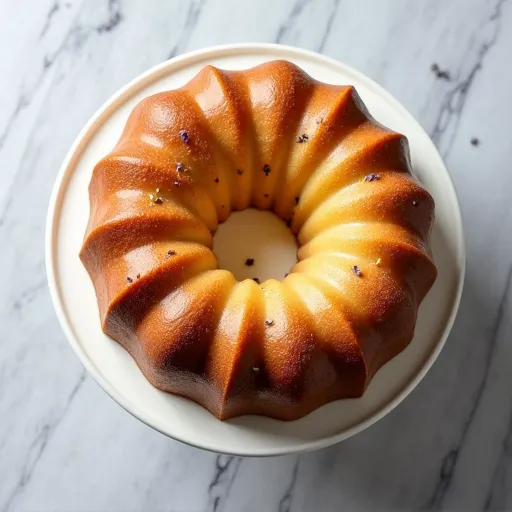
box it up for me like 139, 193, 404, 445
1, 0, 512, 511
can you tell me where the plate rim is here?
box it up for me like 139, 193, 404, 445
45, 42, 466, 457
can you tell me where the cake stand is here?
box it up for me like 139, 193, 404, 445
46, 43, 465, 457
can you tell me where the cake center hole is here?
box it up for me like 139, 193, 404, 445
213, 209, 299, 282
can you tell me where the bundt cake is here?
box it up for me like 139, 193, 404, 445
80, 60, 437, 421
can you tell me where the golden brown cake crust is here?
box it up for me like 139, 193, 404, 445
80, 60, 437, 421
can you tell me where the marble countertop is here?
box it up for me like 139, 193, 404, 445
1, 0, 512, 510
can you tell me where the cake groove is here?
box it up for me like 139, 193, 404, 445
292, 130, 409, 229
91, 154, 220, 230
273, 86, 368, 219
207, 279, 266, 418
102, 243, 217, 329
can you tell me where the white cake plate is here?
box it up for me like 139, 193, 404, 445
46, 43, 465, 457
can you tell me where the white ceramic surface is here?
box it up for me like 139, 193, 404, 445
45, 43, 464, 457
213, 209, 299, 283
